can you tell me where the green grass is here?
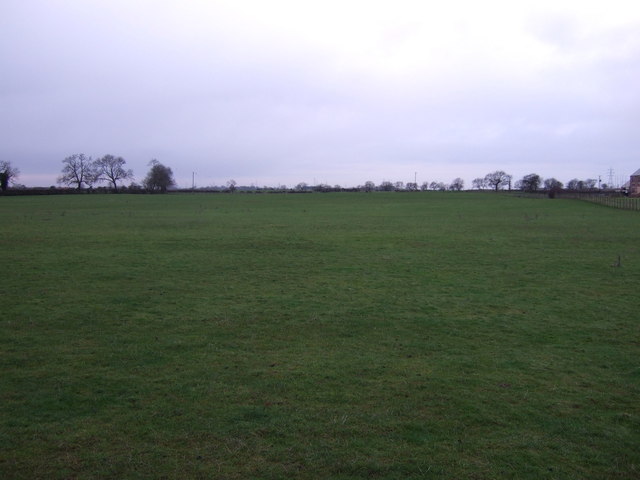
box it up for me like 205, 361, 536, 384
1, 192, 639, 479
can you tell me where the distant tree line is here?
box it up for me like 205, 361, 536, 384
470, 172, 601, 195
356, 178, 466, 192
352, 171, 602, 195
0, 159, 621, 196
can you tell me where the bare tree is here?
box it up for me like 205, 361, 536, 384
449, 178, 464, 191
543, 178, 563, 191
363, 181, 375, 192
0, 161, 19, 192
94, 154, 133, 192
58, 154, 97, 189
566, 179, 579, 190
564, 178, 595, 191
517, 173, 541, 192
472, 177, 486, 190
420, 181, 430, 191
484, 170, 511, 192
544, 177, 563, 198
380, 181, 394, 191
143, 160, 175, 193
226, 179, 237, 193
584, 178, 597, 190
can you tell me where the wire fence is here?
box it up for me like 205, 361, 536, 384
559, 192, 640, 211
508, 191, 640, 211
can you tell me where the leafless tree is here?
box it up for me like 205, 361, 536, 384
363, 181, 375, 192
484, 170, 511, 192
543, 178, 563, 191
584, 178, 597, 190
566, 179, 579, 190
449, 178, 464, 191
58, 154, 97, 189
94, 154, 133, 191
517, 173, 541, 192
544, 177, 563, 198
472, 177, 486, 190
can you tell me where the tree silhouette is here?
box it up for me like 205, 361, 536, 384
58, 154, 97, 189
95, 154, 133, 191
143, 160, 175, 193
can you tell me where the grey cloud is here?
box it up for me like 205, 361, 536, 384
2, 1, 640, 188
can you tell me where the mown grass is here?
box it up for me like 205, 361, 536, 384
1, 192, 639, 479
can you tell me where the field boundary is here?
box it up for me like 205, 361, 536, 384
560, 192, 640, 211
509, 191, 640, 211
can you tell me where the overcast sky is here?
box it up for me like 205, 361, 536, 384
2, 0, 639, 188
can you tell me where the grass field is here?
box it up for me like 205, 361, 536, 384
1, 192, 639, 479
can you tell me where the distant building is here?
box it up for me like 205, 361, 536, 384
630, 169, 640, 197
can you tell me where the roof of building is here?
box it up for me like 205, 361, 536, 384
632, 168, 640, 177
